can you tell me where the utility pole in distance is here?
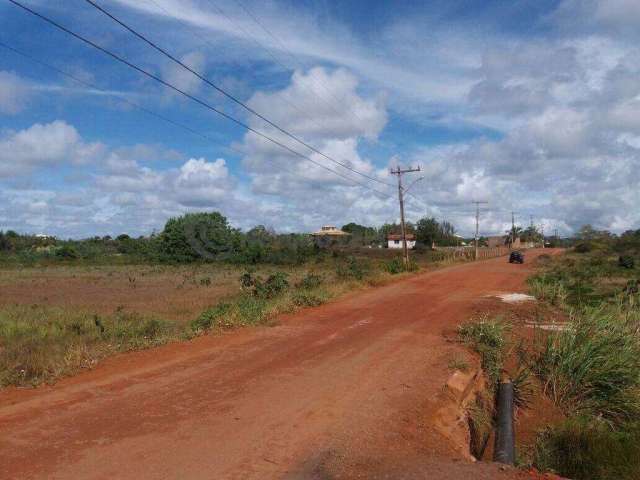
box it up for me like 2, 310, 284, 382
390, 165, 421, 268
473, 200, 489, 260
511, 211, 516, 248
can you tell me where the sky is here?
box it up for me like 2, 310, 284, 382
0, 0, 639, 239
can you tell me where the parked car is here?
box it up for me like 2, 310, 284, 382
509, 251, 524, 264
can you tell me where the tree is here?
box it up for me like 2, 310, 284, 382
415, 217, 457, 247
159, 212, 240, 262
341, 222, 377, 246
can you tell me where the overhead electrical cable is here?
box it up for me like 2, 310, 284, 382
82, 0, 394, 188
6, 0, 391, 198
142, 0, 389, 188
231, 0, 369, 125
0, 39, 246, 158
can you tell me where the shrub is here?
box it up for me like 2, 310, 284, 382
574, 242, 592, 253
240, 271, 289, 299
384, 257, 404, 274
191, 303, 232, 332
292, 290, 325, 307
619, 255, 635, 269
236, 295, 266, 325
336, 256, 369, 280
295, 273, 323, 290
55, 244, 79, 259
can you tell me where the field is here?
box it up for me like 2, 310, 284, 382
0, 249, 483, 388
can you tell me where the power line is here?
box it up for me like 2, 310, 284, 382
0, 40, 246, 158
6, 0, 392, 198
230, 0, 369, 126
82, 0, 393, 188
142, 0, 392, 188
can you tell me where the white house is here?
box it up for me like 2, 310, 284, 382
387, 233, 416, 249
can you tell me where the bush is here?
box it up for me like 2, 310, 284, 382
240, 271, 289, 299
336, 256, 369, 280
534, 418, 640, 480
619, 255, 635, 269
292, 290, 325, 307
55, 244, 79, 259
191, 303, 232, 332
295, 273, 323, 289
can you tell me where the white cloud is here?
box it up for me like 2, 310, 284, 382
162, 51, 206, 96
0, 120, 104, 177
0, 70, 31, 114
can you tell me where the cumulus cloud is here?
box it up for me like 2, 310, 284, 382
0, 121, 104, 177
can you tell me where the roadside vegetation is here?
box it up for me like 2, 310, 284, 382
526, 227, 640, 479
454, 225, 640, 478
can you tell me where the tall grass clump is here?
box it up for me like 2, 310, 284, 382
535, 304, 640, 425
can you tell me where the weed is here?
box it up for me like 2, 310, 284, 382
447, 356, 470, 372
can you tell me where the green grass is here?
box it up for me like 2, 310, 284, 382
533, 303, 640, 425
526, 249, 640, 479
534, 418, 640, 480
458, 315, 509, 386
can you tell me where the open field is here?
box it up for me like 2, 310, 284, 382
1, 249, 502, 388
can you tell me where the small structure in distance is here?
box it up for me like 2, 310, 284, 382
387, 233, 416, 250
311, 225, 350, 248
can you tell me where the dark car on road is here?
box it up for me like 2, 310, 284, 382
509, 251, 524, 264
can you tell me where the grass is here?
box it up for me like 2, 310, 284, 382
533, 303, 640, 426
524, 249, 640, 479
0, 254, 429, 388
458, 315, 509, 386
534, 418, 640, 480
0, 305, 181, 387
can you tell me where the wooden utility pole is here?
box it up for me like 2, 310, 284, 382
473, 200, 488, 260
390, 165, 421, 267
511, 211, 516, 248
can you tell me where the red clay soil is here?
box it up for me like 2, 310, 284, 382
0, 249, 560, 480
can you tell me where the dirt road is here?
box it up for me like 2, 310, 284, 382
0, 250, 554, 479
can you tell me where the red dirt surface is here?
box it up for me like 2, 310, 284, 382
0, 250, 560, 479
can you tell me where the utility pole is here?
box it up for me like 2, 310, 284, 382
511, 211, 516, 248
540, 223, 545, 249
390, 165, 421, 268
473, 200, 488, 260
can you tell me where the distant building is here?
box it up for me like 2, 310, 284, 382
311, 225, 350, 248
487, 235, 507, 248
387, 233, 416, 249
311, 225, 350, 237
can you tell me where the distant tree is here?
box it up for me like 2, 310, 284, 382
415, 217, 457, 247
160, 212, 240, 262
341, 222, 377, 246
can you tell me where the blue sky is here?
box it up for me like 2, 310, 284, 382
1, 0, 639, 238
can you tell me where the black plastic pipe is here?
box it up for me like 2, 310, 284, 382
493, 380, 515, 465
